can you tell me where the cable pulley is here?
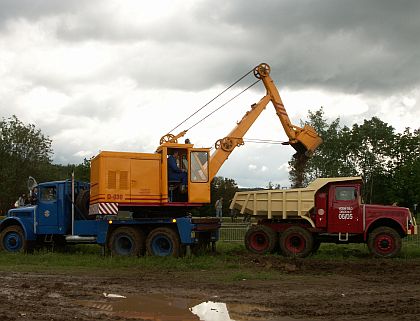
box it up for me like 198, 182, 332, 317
253, 63, 271, 79
215, 137, 244, 152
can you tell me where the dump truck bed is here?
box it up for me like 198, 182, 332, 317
229, 177, 362, 219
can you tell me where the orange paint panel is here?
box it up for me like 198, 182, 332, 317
189, 182, 211, 203
90, 151, 162, 206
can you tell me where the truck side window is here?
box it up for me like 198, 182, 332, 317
40, 187, 57, 202
335, 187, 356, 201
190, 151, 209, 182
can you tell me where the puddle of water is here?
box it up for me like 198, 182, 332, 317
78, 293, 289, 321
111, 294, 200, 320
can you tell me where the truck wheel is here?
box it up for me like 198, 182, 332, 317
279, 226, 314, 258
0, 226, 28, 253
108, 227, 145, 256
146, 227, 180, 257
245, 225, 277, 254
368, 227, 401, 258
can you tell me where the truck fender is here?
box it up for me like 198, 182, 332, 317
0, 217, 36, 241
299, 216, 316, 228
364, 218, 405, 241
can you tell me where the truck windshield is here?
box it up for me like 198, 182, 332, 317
40, 186, 57, 201
335, 187, 356, 201
190, 151, 209, 183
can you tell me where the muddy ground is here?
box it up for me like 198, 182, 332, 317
0, 255, 419, 321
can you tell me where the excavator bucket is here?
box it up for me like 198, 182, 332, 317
290, 124, 323, 157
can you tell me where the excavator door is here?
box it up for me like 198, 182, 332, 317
188, 149, 211, 203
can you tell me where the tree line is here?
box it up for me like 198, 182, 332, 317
289, 108, 420, 211
0, 116, 90, 214
1, 112, 418, 216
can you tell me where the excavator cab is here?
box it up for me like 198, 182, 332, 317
158, 140, 211, 204
165, 146, 189, 202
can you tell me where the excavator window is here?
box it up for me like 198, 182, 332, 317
190, 151, 209, 183
167, 148, 187, 171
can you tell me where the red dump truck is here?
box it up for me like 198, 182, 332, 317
230, 177, 417, 258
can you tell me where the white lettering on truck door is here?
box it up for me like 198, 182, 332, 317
338, 206, 353, 220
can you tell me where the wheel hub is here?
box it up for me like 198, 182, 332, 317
4, 233, 22, 251
152, 236, 173, 256
251, 232, 268, 251
286, 234, 305, 253
376, 235, 393, 253
116, 236, 133, 254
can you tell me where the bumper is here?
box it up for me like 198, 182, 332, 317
408, 216, 418, 235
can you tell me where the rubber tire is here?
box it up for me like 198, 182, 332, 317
367, 227, 402, 258
108, 227, 145, 256
279, 226, 314, 258
244, 225, 277, 255
0, 225, 28, 253
146, 227, 180, 257
75, 189, 90, 220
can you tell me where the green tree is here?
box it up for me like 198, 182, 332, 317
193, 176, 239, 217
0, 115, 53, 213
386, 128, 420, 208
289, 108, 356, 187
266, 181, 281, 190
289, 108, 420, 209
45, 158, 91, 182
211, 176, 238, 216
347, 117, 396, 203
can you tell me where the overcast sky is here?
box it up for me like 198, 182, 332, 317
1, 0, 419, 188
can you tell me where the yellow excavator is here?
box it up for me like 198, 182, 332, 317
88, 63, 322, 216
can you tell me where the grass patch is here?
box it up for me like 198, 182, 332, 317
313, 243, 370, 259
0, 242, 244, 274
0, 238, 419, 277
313, 238, 420, 260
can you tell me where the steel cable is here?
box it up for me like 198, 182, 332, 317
243, 138, 286, 145
185, 79, 261, 131
168, 67, 256, 134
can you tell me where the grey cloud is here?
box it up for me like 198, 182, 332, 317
0, 0, 90, 26
47, 0, 420, 95
193, 0, 420, 94
2, 0, 418, 184
61, 96, 119, 122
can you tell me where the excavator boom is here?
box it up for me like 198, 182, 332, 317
208, 63, 322, 181
254, 63, 323, 156
209, 95, 271, 180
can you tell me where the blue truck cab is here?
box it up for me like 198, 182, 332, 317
0, 179, 220, 257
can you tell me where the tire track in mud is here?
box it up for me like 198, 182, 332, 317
0, 258, 419, 321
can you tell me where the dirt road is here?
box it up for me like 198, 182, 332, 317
0, 256, 419, 321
